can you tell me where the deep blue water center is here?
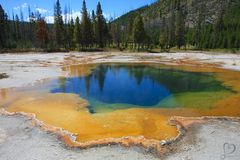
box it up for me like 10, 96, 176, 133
50, 65, 228, 111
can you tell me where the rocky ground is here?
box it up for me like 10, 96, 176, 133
164, 117, 240, 160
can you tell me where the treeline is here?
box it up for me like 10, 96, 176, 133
0, 0, 111, 51
0, 0, 149, 52
0, 0, 240, 52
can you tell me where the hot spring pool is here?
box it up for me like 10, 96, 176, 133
50, 64, 233, 113
4, 63, 240, 142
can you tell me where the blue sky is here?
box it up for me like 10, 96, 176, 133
0, 0, 156, 23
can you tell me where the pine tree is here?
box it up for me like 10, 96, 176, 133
36, 18, 48, 48
195, 2, 206, 49
127, 18, 134, 43
0, 5, 8, 49
68, 18, 75, 49
175, 0, 185, 49
159, 17, 168, 51
214, 0, 225, 48
168, 1, 176, 48
91, 10, 97, 46
27, 6, 35, 48
132, 15, 146, 50
96, 2, 105, 48
103, 22, 110, 47
54, 0, 64, 48
81, 0, 93, 48
19, 8, 27, 48
110, 23, 121, 48
74, 17, 82, 49
15, 15, 21, 44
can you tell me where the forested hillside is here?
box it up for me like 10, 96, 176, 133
0, 0, 239, 52
113, 0, 240, 50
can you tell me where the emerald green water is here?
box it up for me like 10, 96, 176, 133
50, 64, 233, 113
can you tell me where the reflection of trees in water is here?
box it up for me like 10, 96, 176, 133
105, 65, 229, 93
99, 66, 108, 92
85, 75, 91, 95
128, 66, 144, 85
58, 77, 66, 92
146, 69, 225, 93
146, 68, 228, 93
90, 65, 108, 92
79, 64, 231, 95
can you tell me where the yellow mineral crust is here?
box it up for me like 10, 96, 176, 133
6, 92, 178, 142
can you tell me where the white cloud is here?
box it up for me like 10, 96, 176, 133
21, 3, 28, 9
45, 11, 112, 24
14, 3, 28, 10
45, 11, 82, 24
103, 12, 117, 21
36, 7, 48, 14
68, 11, 82, 20
13, 6, 20, 10
103, 12, 111, 20
45, 16, 54, 23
